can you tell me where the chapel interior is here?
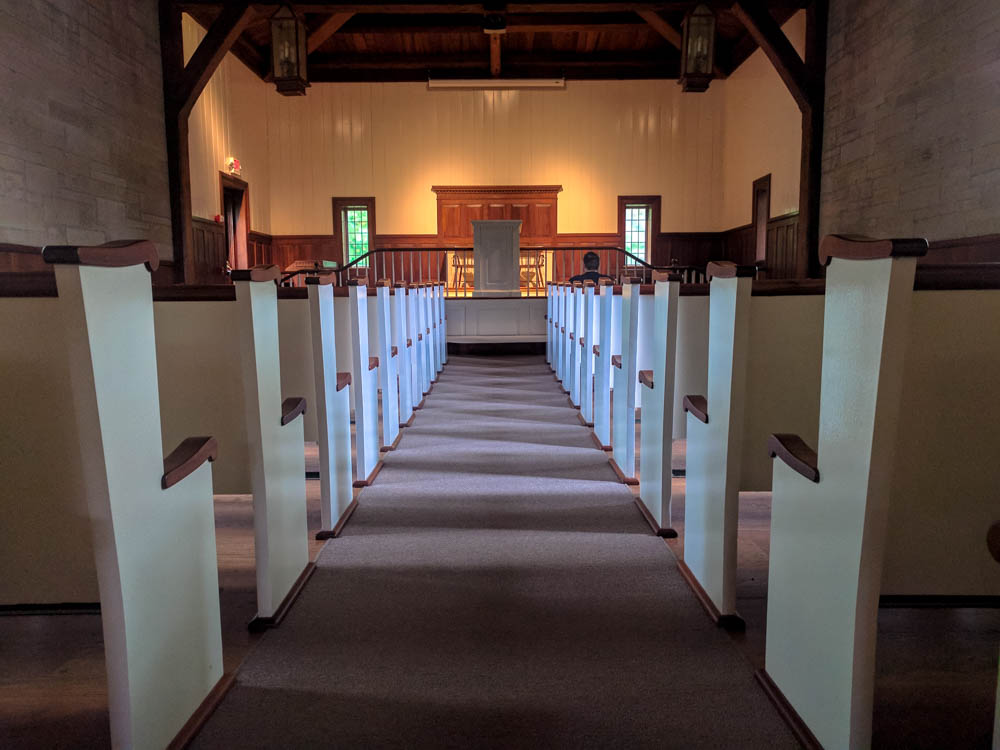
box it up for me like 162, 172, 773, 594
1, 1, 999, 749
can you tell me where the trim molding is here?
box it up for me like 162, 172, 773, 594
0, 602, 101, 616
166, 672, 237, 750
248, 562, 316, 632
675, 559, 745, 631
315, 498, 359, 540
753, 669, 823, 750
352, 459, 385, 488
607, 456, 639, 485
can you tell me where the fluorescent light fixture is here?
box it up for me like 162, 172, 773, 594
427, 78, 566, 90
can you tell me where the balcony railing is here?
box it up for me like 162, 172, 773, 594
280, 246, 706, 297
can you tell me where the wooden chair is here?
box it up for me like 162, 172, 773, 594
519, 249, 546, 295
451, 250, 474, 296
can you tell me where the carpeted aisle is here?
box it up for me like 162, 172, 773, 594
192, 354, 798, 749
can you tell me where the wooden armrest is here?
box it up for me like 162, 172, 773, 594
611, 354, 622, 369
336, 372, 351, 391
42, 239, 159, 272
231, 264, 280, 282
987, 522, 1000, 564
561, 326, 566, 333
819, 234, 928, 266
368, 356, 379, 371
407, 338, 413, 347
707, 260, 755, 280
391, 346, 398, 357
638, 370, 654, 389
418, 333, 423, 341
579, 337, 585, 347
592, 344, 600, 356
426, 327, 430, 334
304, 272, 336, 286
767, 433, 819, 483
162, 436, 217, 490
683, 395, 708, 424
569, 332, 574, 340
280, 397, 307, 426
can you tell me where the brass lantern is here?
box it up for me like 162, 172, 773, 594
679, 4, 715, 92
271, 5, 309, 96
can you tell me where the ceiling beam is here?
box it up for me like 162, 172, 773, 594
176, 2, 256, 118
490, 34, 502, 76
175, 2, 754, 13
731, 1, 810, 110
307, 11, 355, 53
634, 9, 681, 48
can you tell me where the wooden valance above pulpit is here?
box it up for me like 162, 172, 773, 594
432, 185, 561, 245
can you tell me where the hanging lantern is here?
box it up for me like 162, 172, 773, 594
271, 5, 309, 96
679, 4, 715, 93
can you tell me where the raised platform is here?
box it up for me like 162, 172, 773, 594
445, 296, 546, 343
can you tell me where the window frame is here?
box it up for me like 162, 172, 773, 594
617, 195, 661, 266
331, 196, 376, 268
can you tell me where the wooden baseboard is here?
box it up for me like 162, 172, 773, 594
607, 456, 639, 486
315, 498, 359, 540
589, 430, 612, 451
878, 594, 1000, 608
400, 412, 416, 428
167, 671, 237, 749
248, 562, 316, 632
352, 460, 384, 488
675, 559, 745, 632
576, 412, 594, 427
753, 670, 822, 750
380, 431, 404, 453
0, 602, 101, 616
631, 496, 676, 537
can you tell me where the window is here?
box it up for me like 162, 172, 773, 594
342, 206, 370, 267
624, 204, 650, 262
332, 197, 376, 268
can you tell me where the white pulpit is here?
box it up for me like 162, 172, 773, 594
472, 219, 522, 297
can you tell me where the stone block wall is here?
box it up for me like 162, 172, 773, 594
821, 0, 1000, 240
0, 0, 172, 258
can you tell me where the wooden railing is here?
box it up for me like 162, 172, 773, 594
278, 246, 707, 297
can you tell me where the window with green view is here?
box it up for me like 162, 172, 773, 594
343, 207, 370, 266
624, 204, 649, 263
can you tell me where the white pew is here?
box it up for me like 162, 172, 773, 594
680, 262, 824, 627
636, 272, 682, 537
545, 282, 554, 367
435, 282, 447, 372
405, 283, 424, 410
763, 236, 1000, 749
609, 278, 640, 484
305, 274, 356, 539
349, 281, 382, 486
592, 279, 616, 451
393, 282, 415, 428
553, 283, 565, 383
577, 280, 597, 426
567, 282, 583, 406
423, 283, 436, 388
48, 241, 224, 750
561, 283, 574, 394
375, 280, 401, 452
154, 267, 311, 631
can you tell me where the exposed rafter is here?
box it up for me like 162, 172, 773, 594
307, 11, 355, 53
634, 9, 681, 48
731, 1, 810, 111
489, 34, 502, 76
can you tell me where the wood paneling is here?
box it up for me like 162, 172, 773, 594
721, 212, 800, 277
924, 234, 1000, 265
190, 217, 228, 285
433, 186, 562, 245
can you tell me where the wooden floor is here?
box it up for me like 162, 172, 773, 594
1, 414, 997, 748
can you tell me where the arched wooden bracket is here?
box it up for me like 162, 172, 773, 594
426, 327, 431, 334
707, 260, 755, 280
368, 356, 379, 371
391, 346, 398, 357
683, 395, 708, 424
767, 433, 819, 483
42, 239, 159, 272
280, 397, 307, 426
418, 333, 423, 341
638, 370, 654, 389
336, 372, 351, 391
599, 278, 614, 286
377, 278, 392, 287
578, 337, 585, 347
583, 280, 595, 287
162, 436, 218, 490
988, 522, 1000, 564
231, 265, 280, 283
561, 327, 566, 333
569, 332, 575, 341
592, 345, 600, 357
407, 338, 413, 347
305, 273, 336, 286
818, 234, 928, 266
611, 355, 622, 369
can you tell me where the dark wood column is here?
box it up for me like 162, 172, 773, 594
158, 1, 254, 283
732, 0, 828, 278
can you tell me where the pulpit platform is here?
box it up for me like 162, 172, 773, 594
444, 296, 547, 343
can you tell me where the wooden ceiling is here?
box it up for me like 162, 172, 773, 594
180, 2, 807, 83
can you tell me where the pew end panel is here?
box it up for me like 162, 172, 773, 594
673, 293, 710, 439
0, 297, 99, 604
277, 298, 319, 442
